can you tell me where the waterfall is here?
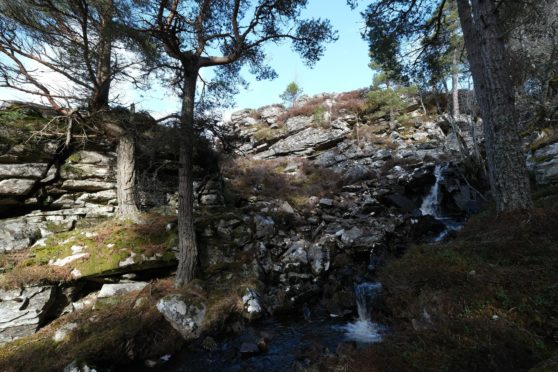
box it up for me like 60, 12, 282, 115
342, 282, 384, 343
420, 163, 462, 241
420, 164, 446, 218
355, 282, 381, 321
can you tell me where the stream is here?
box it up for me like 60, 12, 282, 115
151, 283, 385, 372
144, 164, 459, 371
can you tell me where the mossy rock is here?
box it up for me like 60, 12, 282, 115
3, 215, 178, 287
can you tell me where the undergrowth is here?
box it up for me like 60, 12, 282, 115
347, 189, 558, 372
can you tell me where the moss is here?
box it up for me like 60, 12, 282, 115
66, 153, 82, 163
3, 214, 178, 287
60, 164, 86, 177
45, 221, 72, 234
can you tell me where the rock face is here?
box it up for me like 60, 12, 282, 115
156, 295, 206, 341
0, 286, 56, 344
527, 142, 558, 185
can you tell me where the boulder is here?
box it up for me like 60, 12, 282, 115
284, 116, 312, 133
255, 125, 350, 158
0, 163, 49, 179
0, 217, 42, 252
0, 286, 56, 344
259, 105, 285, 125
528, 142, 558, 185
97, 282, 149, 299
156, 295, 206, 341
60, 164, 112, 180
0, 178, 36, 196
308, 236, 335, 275
67, 151, 114, 165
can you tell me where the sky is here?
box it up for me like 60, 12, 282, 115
229, 0, 373, 109
0, 0, 373, 117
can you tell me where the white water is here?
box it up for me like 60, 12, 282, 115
420, 164, 462, 241
342, 282, 384, 343
420, 164, 446, 218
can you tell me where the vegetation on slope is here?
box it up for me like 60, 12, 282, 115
348, 186, 558, 372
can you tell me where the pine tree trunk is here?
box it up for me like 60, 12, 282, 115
451, 49, 460, 118
91, 3, 113, 112
175, 70, 198, 287
116, 132, 140, 221
456, 0, 532, 212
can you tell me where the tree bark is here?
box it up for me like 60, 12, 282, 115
451, 49, 460, 118
91, 2, 113, 112
116, 131, 140, 221
456, 0, 532, 212
175, 69, 199, 287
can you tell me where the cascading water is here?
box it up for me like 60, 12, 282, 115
342, 282, 384, 343
421, 164, 462, 241
420, 164, 446, 218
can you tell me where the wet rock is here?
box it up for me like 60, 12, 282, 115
242, 288, 263, 320
156, 295, 206, 340
382, 193, 418, 213
0, 286, 56, 344
63, 360, 98, 372
240, 342, 261, 357
97, 282, 148, 298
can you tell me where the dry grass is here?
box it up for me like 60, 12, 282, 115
223, 156, 343, 210
277, 97, 327, 124
276, 90, 367, 125
0, 268, 258, 371
0, 285, 183, 372
0, 265, 71, 289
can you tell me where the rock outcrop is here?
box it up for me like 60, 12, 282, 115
0, 286, 56, 344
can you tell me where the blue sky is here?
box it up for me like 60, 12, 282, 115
135, 0, 373, 115
231, 0, 373, 109
0, 1, 373, 116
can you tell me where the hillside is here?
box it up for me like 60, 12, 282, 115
0, 91, 557, 371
